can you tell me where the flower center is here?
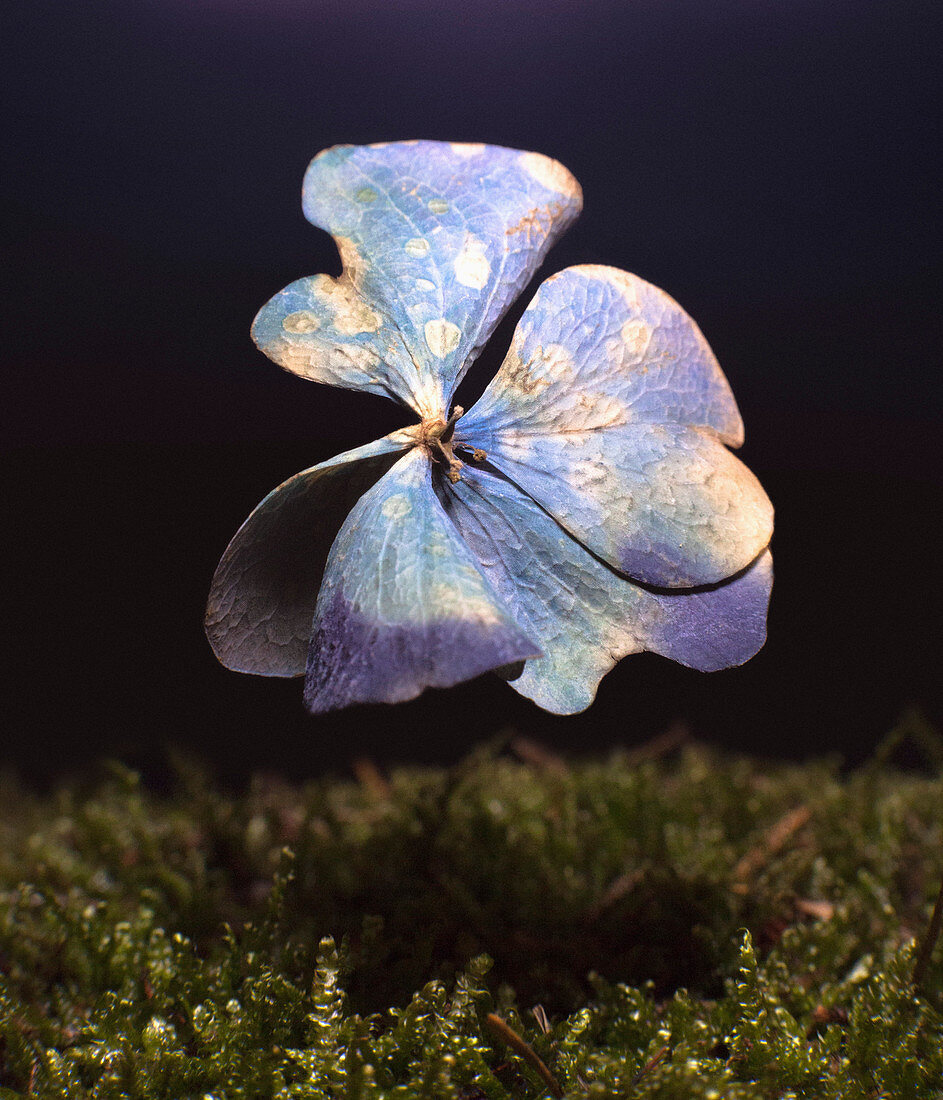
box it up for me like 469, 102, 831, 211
419, 406, 464, 483
415, 406, 488, 484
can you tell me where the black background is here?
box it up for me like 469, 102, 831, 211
4, 0, 940, 784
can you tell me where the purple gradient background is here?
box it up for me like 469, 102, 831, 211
3, 0, 940, 782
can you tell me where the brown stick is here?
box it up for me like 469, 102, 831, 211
485, 1012, 563, 1098
732, 805, 812, 892
630, 1044, 669, 1086
352, 756, 391, 798
622, 722, 690, 767
510, 736, 569, 775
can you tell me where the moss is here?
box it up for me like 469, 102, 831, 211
1, 728, 941, 1097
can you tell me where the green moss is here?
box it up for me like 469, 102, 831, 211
1, 730, 941, 1097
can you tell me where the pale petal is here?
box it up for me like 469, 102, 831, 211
444, 465, 772, 714
205, 431, 415, 676
305, 448, 540, 712
463, 264, 743, 442
251, 273, 422, 408
459, 265, 772, 586
256, 141, 582, 417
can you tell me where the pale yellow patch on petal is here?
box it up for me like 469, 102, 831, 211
335, 237, 368, 283
570, 392, 629, 431
536, 343, 575, 383
450, 142, 486, 157
621, 317, 653, 357
282, 310, 320, 334
519, 151, 582, 201
333, 300, 382, 336
453, 236, 490, 289
309, 274, 381, 335
411, 376, 447, 421
380, 493, 412, 519
424, 318, 461, 358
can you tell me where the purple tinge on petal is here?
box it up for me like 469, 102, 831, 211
300, 447, 540, 713
618, 538, 713, 589
304, 590, 539, 712
205, 434, 412, 677
647, 549, 773, 672
458, 262, 773, 589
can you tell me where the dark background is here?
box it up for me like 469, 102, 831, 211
4, 0, 940, 784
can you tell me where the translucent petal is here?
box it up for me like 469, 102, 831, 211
205, 430, 415, 676
304, 448, 540, 713
444, 465, 772, 714
459, 265, 772, 586
255, 141, 582, 418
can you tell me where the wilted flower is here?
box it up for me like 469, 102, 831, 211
206, 141, 773, 714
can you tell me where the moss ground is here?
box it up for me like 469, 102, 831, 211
1, 722, 941, 1097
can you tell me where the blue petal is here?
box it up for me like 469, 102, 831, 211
459, 265, 773, 586
256, 141, 582, 419
251, 272, 422, 409
304, 448, 540, 712
205, 431, 415, 676
465, 264, 744, 442
646, 550, 773, 672
444, 465, 772, 714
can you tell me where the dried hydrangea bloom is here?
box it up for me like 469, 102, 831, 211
206, 141, 773, 714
